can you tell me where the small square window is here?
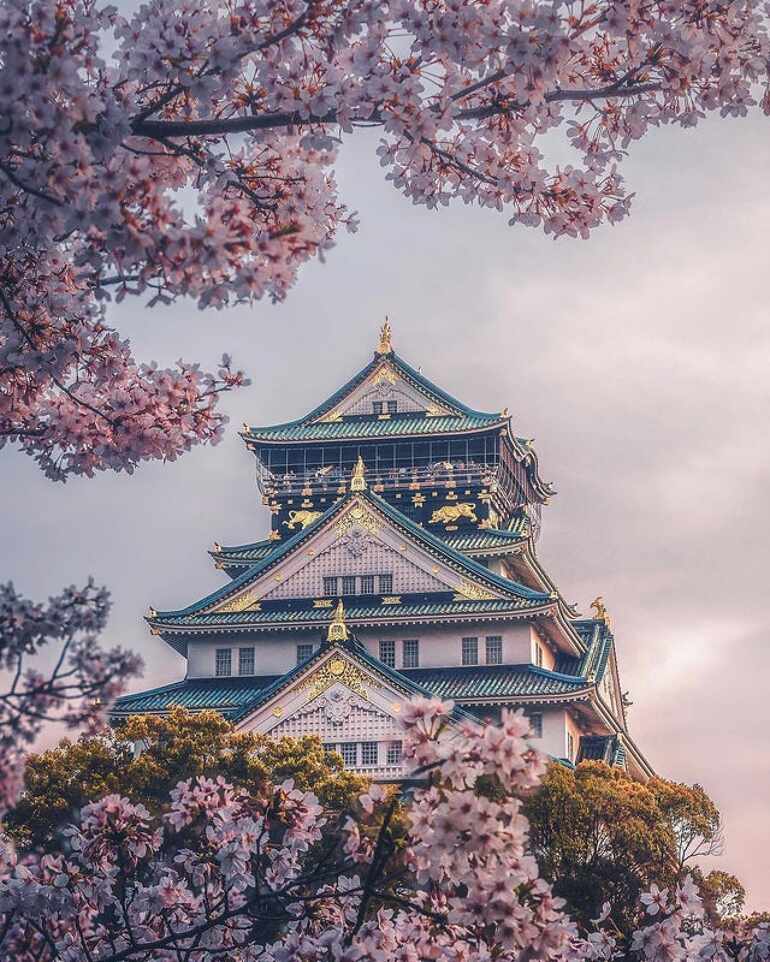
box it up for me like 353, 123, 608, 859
238, 647, 255, 675
323, 576, 338, 596
486, 636, 503, 665
372, 401, 383, 415
527, 712, 543, 738
361, 742, 378, 767
340, 743, 358, 768
379, 640, 396, 668
403, 639, 419, 668
462, 637, 478, 666
297, 643, 314, 664
379, 573, 393, 594
387, 741, 402, 765
360, 575, 375, 595
215, 648, 232, 677
342, 575, 356, 595
386, 400, 398, 414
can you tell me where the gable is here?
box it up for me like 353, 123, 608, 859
210, 497, 507, 613
236, 648, 410, 750
313, 359, 454, 422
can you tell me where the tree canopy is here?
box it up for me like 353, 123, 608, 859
6, 706, 366, 850
523, 759, 736, 935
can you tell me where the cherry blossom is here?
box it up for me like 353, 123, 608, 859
0, 580, 141, 816
2, 0, 769, 477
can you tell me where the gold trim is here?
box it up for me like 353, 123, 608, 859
376, 318, 393, 354
215, 592, 262, 613
301, 657, 369, 701
327, 600, 350, 642
454, 579, 495, 602
335, 500, 381, 537
350, 455, 367, 491
313, 599, 333, 608
382, 596, 402, 605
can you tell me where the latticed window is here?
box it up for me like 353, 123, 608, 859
527, 713, 543, 738
340, 743, 358, 768
387, 741, 402, 765
403, 639, 419, 668
567, 732, 575, 761
360, 575, 375, 594
379, 573, 393, 594
238, 647, 255, 675
372, 401, 383, 415
361, 742, 378, 767
342, 575, 356, 595
297, 643, 314, 664
379, 640, 396, 668
386, 400, 398, 414
462, 637, 478, 665
215, 648, 232, 677
323, 576, 338, 596
485, 636, 503, 665
534, 642, 544, 668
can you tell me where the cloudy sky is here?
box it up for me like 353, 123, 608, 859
3, 103, 770, 905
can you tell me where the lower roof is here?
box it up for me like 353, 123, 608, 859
111, 662, 590, 724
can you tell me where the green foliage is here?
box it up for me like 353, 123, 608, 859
523, 761, 734, 936
6, 707, 366, 850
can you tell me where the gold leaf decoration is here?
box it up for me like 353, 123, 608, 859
300, 657, 369, 701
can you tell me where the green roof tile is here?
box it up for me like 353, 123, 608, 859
244, 412, 503, 443
402, 664, 589, 699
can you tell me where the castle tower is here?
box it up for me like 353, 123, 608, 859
113, 326, 652, 780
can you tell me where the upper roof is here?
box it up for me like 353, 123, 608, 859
209, 521, 530, 575
149, 487, 559, 639
241, 328, 509, 445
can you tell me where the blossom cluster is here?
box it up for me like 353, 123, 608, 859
0, 580, 142, 815
2, 696, 767, 962
2, 0, 769, 476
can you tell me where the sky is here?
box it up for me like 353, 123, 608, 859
3, 100, 770, 906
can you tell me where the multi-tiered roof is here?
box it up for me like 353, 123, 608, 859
114, 324, 651, 779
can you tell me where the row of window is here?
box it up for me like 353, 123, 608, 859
372, 401, 398, 415
325, 740, 403, 768
378, 636, 504, 669
323, 574, 393, 597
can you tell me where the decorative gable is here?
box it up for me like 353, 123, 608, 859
210, 496, 506, 613
236, 647, 413, 775
313, 359, 455, 422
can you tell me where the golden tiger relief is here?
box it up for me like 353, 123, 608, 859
429, 502, 478, 526
283, 509, 323, 530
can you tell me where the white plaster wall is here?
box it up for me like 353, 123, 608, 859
536, 708, 582, 761
186, 621, 558, 678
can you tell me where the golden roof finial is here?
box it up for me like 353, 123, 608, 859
590, 596, 611, 628
350, 454, 367, 491
376, 317, 393, 355
327, 599, 350, 643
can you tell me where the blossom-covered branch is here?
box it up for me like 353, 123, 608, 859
0, 580, 142, 814
2, 0, 768, 478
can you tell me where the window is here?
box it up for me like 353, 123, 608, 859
387, 741, 403, 765
238, 647, 255, 676
566, 732, 575, 762
403, 639, 419, 668
386, 400, 398, 414
462, 637, 479, 666
527, 712, 543, 738
215, 648, 232, 677
534, 641, 544, 668
486, 636, 503, 665
323, 576, 338, 596
342, 575, 356, 595
379, 640, 396, 668
379, 573, 393, 594
360, 574, 375, 595
297, 643, 314, 664
372, 401, 383, 415
361, 742, 378, 767
340, 743, 358, 768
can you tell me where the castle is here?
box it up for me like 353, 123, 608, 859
113, 323, 652, 780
